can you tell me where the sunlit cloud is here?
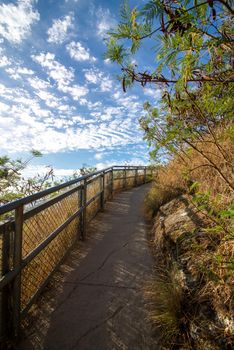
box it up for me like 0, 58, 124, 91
47, 13, 74, 44
0, 0, 151, 169
66, 41, 96, 62
96, 7, 115, 39
143, 87, 161, 99
32, 52, 89, 99
0, 0, 39, 44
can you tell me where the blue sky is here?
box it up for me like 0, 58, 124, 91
0, 0, 161, 178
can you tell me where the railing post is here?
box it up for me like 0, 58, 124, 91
100, 173, 105, 211
1, 224, 11, 341
81, 179, 87, 240
79, 186, 83, 240
110, 168, 114, 199
124, 167, 127, 189
13, 205, 23, 339
134, 168, 138, 187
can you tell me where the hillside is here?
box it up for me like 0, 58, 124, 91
106, 2, 234, 347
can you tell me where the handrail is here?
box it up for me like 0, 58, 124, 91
0, 165, 146, 215
0, 164, 155, 344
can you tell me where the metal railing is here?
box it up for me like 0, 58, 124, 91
0, 165, 154, 343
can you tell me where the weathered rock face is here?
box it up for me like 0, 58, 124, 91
152, 195, 233, 350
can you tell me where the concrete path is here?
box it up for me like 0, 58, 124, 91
18, 184, 158, 350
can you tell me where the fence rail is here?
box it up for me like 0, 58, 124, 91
0, 165, 154, 344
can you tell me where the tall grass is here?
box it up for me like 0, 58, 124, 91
145, 133, 234, 348
145, 265, 186, 347
145, 134, 234, 217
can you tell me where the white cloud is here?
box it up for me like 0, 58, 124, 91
94, 153, 103, 160
0, 101, 9, 112
0, 101, 142, 153
72, 115, 95, 125
84, 69, 99, 84
0, 48, 11, 67
83, 67, 113, 92
66, 41, 96, 62
143, 87, 161, 99
32, 52, 74, 87
5, 66, 34, 80
95, 157, 148, 170
47, 13, 74, 44
28, 76, 51, 90
96, 8, 115, 39
113, 92, 141, 113
100, 79, 112, 92
21, 164, 77, 179
0, 55, 11, 67
0, 0, 39, 44
61, 84, 89, 100
32, 52, 88, 100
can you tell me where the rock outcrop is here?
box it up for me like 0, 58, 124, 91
151, 195, 233, 349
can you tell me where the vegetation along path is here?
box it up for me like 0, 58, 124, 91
18, 183, 158, 350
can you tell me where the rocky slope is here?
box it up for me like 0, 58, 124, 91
150, 195, 233, 349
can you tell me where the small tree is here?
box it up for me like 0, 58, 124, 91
105, 0, 234, 192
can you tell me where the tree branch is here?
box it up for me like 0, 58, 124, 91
122, 67, 234, 85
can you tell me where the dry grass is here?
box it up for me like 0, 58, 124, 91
144, 160, 187, 217
146, 133, 234, 217
145, 133, 234, 348
186, 135, 234, 207
145, 264, 186, 348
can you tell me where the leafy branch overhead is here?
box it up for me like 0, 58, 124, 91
106, 3, 234, 347
106, 1, 234, 194
106, 0, 234, 87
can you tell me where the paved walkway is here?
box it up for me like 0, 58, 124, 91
18, 184, 158, 350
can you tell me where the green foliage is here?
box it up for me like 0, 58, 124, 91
140, 0, 164, 23
0, 155, 97, 208
189, 182, 234, 243
0, 152, 54, 206
79, 164, 97, 176
105, 38, 126, 64
106, 5, 233, 345
106, 0, 233, 85
31, 149, 42, 157
106, 1, 234, 179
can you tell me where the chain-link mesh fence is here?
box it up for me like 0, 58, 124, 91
21, 190, 81, 311
0, 166, 154, 343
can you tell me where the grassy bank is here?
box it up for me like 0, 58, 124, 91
144, 134, 234, 349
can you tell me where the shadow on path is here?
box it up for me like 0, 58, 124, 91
18, 184, 158, 350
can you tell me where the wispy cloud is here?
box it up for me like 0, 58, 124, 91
0, 1, 150, 168
143, 87, 161, 99
47, 13, 74, 44
0, 48, 11, 67
0, 0, 39, 44
5, 66, 34, 80
95, 157, 149, 170
66, 41, 96, 62
94, 153, 103, 160
32, 52, 89, 99
96, 7, 115, 39
21, 164, 77, 179
83, 67, 113, 92
32, 52, 74, 87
